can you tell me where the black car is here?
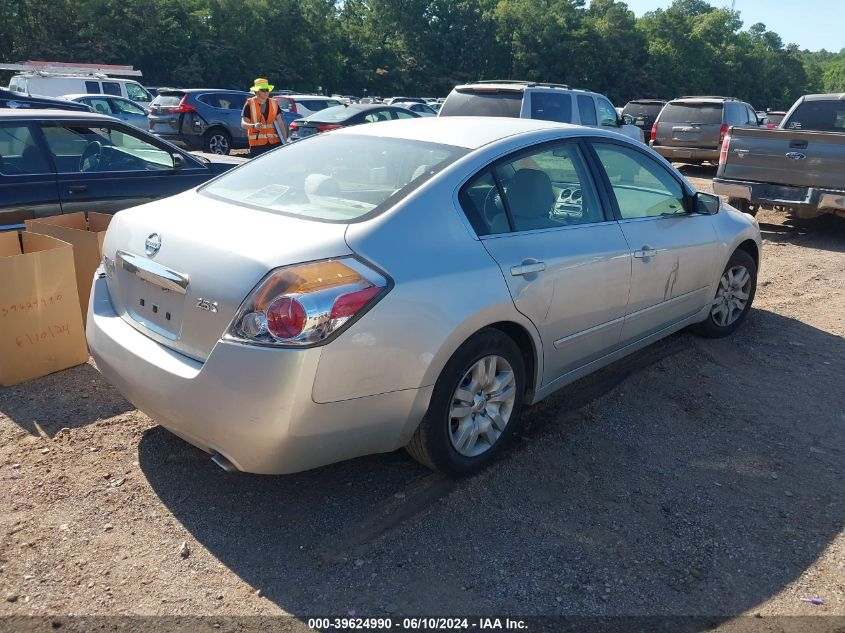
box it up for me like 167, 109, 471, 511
0, 109, 244, 230
288, 104, 420, 140
621, 99, 667, 133
0, 89, 91, 112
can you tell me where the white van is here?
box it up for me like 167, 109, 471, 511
8, 74, 152, 105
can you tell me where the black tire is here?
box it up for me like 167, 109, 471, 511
406, 328, 526, 476
728, 197, 758, 216
691, 249, 757, 338
203, 128, 231, 155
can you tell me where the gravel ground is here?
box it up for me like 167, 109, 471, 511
1, 166, 843, 629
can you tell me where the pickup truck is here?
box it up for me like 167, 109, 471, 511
712, 93, 845, 219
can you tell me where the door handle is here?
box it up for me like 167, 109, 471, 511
68, 185, 88, 194
633, 246, 658, 259
510, 259, 546, 276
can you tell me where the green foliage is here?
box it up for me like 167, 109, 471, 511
0, 0, 838, 107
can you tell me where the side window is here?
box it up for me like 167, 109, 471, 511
9, 77, 26, 93
393, 110, 415, 119
87, 98, 115, 115
125, 82, 150, 103
42, 125, 173, 173
745, 106, 758, 125
0, 124, 53, 175
460, 171, 509, 236
197, 94, 221, 108
577, 95, 598, 125
364, 109, 393, 123
111, 99, 145, 115
102, 82, 121, 97
597, 98, 618, 127
592, 142, 686, 219
226, 93, 247, 110
724, 104, 742, 126
85, 81, 101, 94
530, 93, 573, 123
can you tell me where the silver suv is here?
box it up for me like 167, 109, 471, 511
438, 80, 644, 143
650, 96, 760, 164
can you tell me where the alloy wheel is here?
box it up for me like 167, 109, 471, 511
711, 265, 752, 327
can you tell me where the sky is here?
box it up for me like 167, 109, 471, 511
615, 0, 844, 52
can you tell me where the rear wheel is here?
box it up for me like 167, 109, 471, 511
691, 249, 757, 338
728, 197, 758, 216
203, 129, 231, 155
406, 328, 526, 476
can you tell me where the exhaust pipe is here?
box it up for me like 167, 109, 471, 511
211, 452, 237, 473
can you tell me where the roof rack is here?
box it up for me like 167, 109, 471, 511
677, 95, 738, 101
474, 79, 570, 89
0, 61, 143, 77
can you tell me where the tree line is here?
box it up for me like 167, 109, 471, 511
1, 0, 843, 110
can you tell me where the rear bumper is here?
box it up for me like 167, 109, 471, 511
86, 274, 432, 474
712, 178, 845, 217
650, 145, 719, 162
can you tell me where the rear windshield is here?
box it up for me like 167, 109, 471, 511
309, 105, 354, 122
200, 134, 468, 223
439, 89, 522, 118
623, 102, 664, 118
784, 100, 845, 132
152, 93, 184, 107
660, 103, 723, 124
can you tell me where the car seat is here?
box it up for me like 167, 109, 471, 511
507, 169, 555, 230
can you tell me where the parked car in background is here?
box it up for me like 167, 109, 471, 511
714, 93, 845, 219
7, 73, 153, 105
760, 111, 786, 128
0, 109, 243, 230
439, 81, 644, 143
148, 88, 252, 155
650, 96, 759, 164
87, 117, 760, 477
386, 97, 427, 105
0, 88, 91, 112
393, 100, 438, 117
274, 95, 343, 118
61, 94, 149, 130
621, 99, 666, 134
289, 104, 420, 140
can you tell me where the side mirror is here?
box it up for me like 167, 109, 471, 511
621, 114, 635, 126
172, 153, 185, 170
694, 191, 720, 215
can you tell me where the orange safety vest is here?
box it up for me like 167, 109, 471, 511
246, 96, 281, 147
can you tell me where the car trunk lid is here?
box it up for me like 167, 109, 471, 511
102, 191, 352, 361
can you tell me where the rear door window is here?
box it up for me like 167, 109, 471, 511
439, 90, 523, 118
0, 124, 53, 175
86, 97, 115, 115
785, 100, 845, 132
661, 103, 723, 124
530, 93, 573, 123
85, 81, 101, 94
102, 82, 122, 97
197, 94, 222, 108
110, 98, 146, 115
577, 95, 597, 125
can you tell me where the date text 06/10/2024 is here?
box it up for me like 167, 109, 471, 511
307, 618, 529, 630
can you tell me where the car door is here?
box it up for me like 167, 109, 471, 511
0, 122, 60, 229
39, 120, 211, 214
461, 140, 632, 383
221, 92, 249, 146
587, 140, 720, 343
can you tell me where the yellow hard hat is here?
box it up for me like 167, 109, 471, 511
250, 77, 274, 92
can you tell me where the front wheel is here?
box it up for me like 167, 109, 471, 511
691, 249, 757, 338
406, 328, 526, 476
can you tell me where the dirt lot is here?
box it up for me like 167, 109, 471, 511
1, 166, 843, 628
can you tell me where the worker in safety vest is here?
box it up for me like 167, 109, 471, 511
241, 77, 286, 157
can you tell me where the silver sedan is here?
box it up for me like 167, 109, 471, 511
87, 117, 761, 475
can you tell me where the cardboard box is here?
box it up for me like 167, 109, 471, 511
25, 212, 112, 325
0, 231, 89, 386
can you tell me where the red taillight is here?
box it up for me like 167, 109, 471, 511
330, 286, 381, 319
229, 258, 389, 347
718, 123, 729, 145
649, 122, 657, 143
289, 121, 299, 130
266, 297, 306, 339
316, 124, 343, 132
164, 96, 196, 114
719, 130, 732, 164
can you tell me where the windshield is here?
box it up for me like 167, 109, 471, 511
660, 103, 723, 124
623, 103, 664, 118
309, 105, 354, 122
439, 90, 523, 118
200, 134, 468, 222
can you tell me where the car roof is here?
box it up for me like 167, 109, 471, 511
61, 93, 131, 100
0, 109, 116, 121
278, 94, 338, 100
800, 93, 845, 102
157, 88, 250, 94
453, 81, 605, 99
670, 96, 741, 104
331, 116, 607, 149
626, 99, 666, 105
